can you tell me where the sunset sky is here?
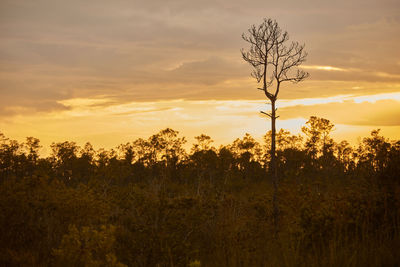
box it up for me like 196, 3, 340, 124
1, 0, 400, 153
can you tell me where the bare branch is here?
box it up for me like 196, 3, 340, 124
242, 19, 308, 235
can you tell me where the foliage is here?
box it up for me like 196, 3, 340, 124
53, 225, 126, 267
0, 120, 399, 266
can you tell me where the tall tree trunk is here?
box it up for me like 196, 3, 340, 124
271, 99, 279, 236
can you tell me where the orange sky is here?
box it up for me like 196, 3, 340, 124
1, 0, 400, 153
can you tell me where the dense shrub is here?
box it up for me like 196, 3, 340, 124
1, 122, 399, 266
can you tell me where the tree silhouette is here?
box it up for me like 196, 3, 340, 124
1, 124, 400, 266
192, 134, 214, 153
302, 116, 335, 161
241, 18, 309, 232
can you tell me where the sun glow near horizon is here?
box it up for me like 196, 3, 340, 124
1, 91, 400, 156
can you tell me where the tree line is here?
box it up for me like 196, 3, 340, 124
1, 116, 400, 266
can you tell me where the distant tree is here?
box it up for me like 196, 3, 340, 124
190, 135, 218, 194
118, 142, 135, 164
302, 116, 335, 160
24, 137, 41, 165
191, 134, 214, 153
264, 129, 305, 180
0, 133, 22, 180
230, 134, 264, 181
132, 138, 151, 165
385, 140, 400, 183
358, 129, 391, 174
80, 142, 95, 164
242, 18, 309, 232
336, 140, 354, 172
264, 129, 303, 152
150, 128, 187, 167
231, 133, 262, 161
50, 141, 79, 184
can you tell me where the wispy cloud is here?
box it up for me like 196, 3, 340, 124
302, 65, 347, 71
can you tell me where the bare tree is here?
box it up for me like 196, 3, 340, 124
241, 18, 309, 233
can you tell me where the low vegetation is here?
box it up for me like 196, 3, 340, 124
1, 116, 399, 266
